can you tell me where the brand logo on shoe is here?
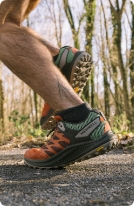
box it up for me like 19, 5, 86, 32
75, 117, 100, 138
65, 113, 99, 130
57, 122, 65, 131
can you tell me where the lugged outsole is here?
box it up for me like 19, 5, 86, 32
24, 136, 119, 169
41, 53, 93, 130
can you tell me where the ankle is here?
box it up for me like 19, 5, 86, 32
56, 103, 92, 123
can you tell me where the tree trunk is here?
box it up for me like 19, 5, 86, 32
33, 91, 38, 127
109, 0, 131, 121
83, 0, 96, 106
0, 62, 4, 134
63, 0, 80, 49
130, 3, 134, 130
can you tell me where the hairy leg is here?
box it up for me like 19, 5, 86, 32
22, 27, 59, 56
0, 0, 59, 56
0, 23, 83, 110
0, 0, 83, 110
0, 0, 40, 26
23, 0, 41, 21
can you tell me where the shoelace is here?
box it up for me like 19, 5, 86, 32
42, 131, 54, 149
47, 127, 56, 137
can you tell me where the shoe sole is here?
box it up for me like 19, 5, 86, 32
41, 52, 93, 130
24, 132, 119, 169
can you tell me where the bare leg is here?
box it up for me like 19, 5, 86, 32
23, 0, 42, 21
0, 0, 41, 26
0, 0, 82, 109
0, 0, 59, 56
22, 27, 59, 56
0, 0, 83, 110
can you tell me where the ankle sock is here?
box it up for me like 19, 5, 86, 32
56, 103, 92, 123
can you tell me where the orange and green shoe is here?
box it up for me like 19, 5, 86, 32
40, 46, 93, 130
24, 104, 118, 169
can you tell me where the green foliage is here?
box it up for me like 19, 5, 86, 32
8, 110, 47, 137
28, 124, 47, 138
112, 113, 131, 134
9, 110, 29, 136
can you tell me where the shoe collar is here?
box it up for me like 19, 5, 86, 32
54, 115, 63, 122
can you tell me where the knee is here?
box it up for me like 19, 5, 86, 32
0, 0, 26, 26
0, 1, 20, 26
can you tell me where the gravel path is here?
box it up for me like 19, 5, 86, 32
0, 149, 134, 206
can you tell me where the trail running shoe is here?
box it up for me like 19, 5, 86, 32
24, 106, 118, 169
40, 46, 93, 130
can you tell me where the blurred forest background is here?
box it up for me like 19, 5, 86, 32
0, 0, 134, 142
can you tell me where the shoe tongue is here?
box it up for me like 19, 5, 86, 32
71, 47, 79, 53
41, 103, 51, 116
54, 115, 63, 122
44, 103, 51, 109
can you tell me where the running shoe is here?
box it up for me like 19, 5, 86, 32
40, 46, 93, 130
24, 105, 118, 168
